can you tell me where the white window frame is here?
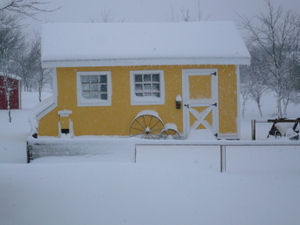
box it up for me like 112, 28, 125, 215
130, 70, 165, 105
76, 71, 112, 107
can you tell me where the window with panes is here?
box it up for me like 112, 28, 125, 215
134, 73, 160, 98
81, 74, 108, 100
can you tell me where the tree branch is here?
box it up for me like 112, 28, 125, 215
0, 0, 60, 19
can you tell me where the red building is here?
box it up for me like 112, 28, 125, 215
0, 74, 21, 110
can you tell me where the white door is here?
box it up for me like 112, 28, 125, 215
182, 69, 219, 138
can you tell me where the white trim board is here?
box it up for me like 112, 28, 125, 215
42, 57, 250, 68
76, 71, 112, 107
182, 68, 219, 138
130, 70, 165, 106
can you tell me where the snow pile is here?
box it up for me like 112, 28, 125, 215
164, 122, 178, 131
135, 109, 162, 120
186, 129, 217, 140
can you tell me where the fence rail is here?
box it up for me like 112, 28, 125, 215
135, 142, 300, 173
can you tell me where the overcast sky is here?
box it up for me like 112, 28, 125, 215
23, 0, 300, 38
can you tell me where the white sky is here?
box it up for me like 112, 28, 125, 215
22, 0, 300, 38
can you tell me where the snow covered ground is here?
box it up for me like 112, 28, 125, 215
1, 92, 300, 225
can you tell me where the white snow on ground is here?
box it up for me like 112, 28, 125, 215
1, 91, 300, 225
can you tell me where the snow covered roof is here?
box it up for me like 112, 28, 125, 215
41, 22, 250, 68
0, 72, 22, 80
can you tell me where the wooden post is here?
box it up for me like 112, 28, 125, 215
220, 145, 226, 173
251, 119, 256, 140
26, 142, 31, 163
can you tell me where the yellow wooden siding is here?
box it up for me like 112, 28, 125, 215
38, 65, 238, 137
189, 75, 211, 99
218, 66, 238, 134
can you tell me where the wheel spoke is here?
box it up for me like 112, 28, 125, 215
130, 126, 145, 133
149, 127, 164, 133
131, 132, 146, 137
142, 115, 147, 129
149, 134, 155, 139
135, 119, 146, 130
150, 119, 162, 130
148, 115, 153, 128
150, 133, 162, 139
130, 113, 165, 138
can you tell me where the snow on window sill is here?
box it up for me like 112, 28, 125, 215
77, 95, 111, 107
131, 95, 164, 105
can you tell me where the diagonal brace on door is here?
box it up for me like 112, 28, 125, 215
189, 107, 213, 130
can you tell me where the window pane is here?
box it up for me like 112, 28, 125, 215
152, 83, 160, 91
144, 84, 151, 91
81, 76, 90, 84
132, 71, 162, 103
153, 93, 160, 98
100, 75, 107, 83
82, 84, 90, 92
135, 84, 143, 91
79, 72, 111, 105
144, 74, 151, 82
135, 75, 142, 82
152, 74, 159, 82
101, 94, 107, 100
100, 84, 107, 92
90, 84, 98, 92
82, 93, 90, 99
90, 93, 99, 99
91, 75, 99, 83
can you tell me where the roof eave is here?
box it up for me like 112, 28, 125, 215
42, 57, 251, 68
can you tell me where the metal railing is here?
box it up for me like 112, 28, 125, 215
251, 119, 300, 140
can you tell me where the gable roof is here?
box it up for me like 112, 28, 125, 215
41, 21, 250, 68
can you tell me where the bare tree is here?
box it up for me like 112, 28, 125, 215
241, 45, 270, 117
15, 42, 37, 91
0, 0, 59, 19
240, 82, 252, 118
30, 34, 52, 101
0, 11, 24, 122
100, 7, 115, 23
0, 57, 18, 122
167, 0, 209, 22
166, 4, 177, 22
14, 32, 52, 100
239, 0, 300, 118
88, 7, 125, 23
180, 8, 193, 22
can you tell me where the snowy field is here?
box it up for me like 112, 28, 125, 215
1, 92, 300, 225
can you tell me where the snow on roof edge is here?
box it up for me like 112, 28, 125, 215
0, 72, 22, 80
30, 95, 56, 120
42, 57, 251, 68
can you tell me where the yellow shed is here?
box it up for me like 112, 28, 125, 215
37, 22, 250, 140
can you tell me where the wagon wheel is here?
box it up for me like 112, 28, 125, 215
161, 129, 181, 140
130, 114, 165, 139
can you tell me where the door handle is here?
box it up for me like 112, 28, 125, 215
184, 104, 189, 108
